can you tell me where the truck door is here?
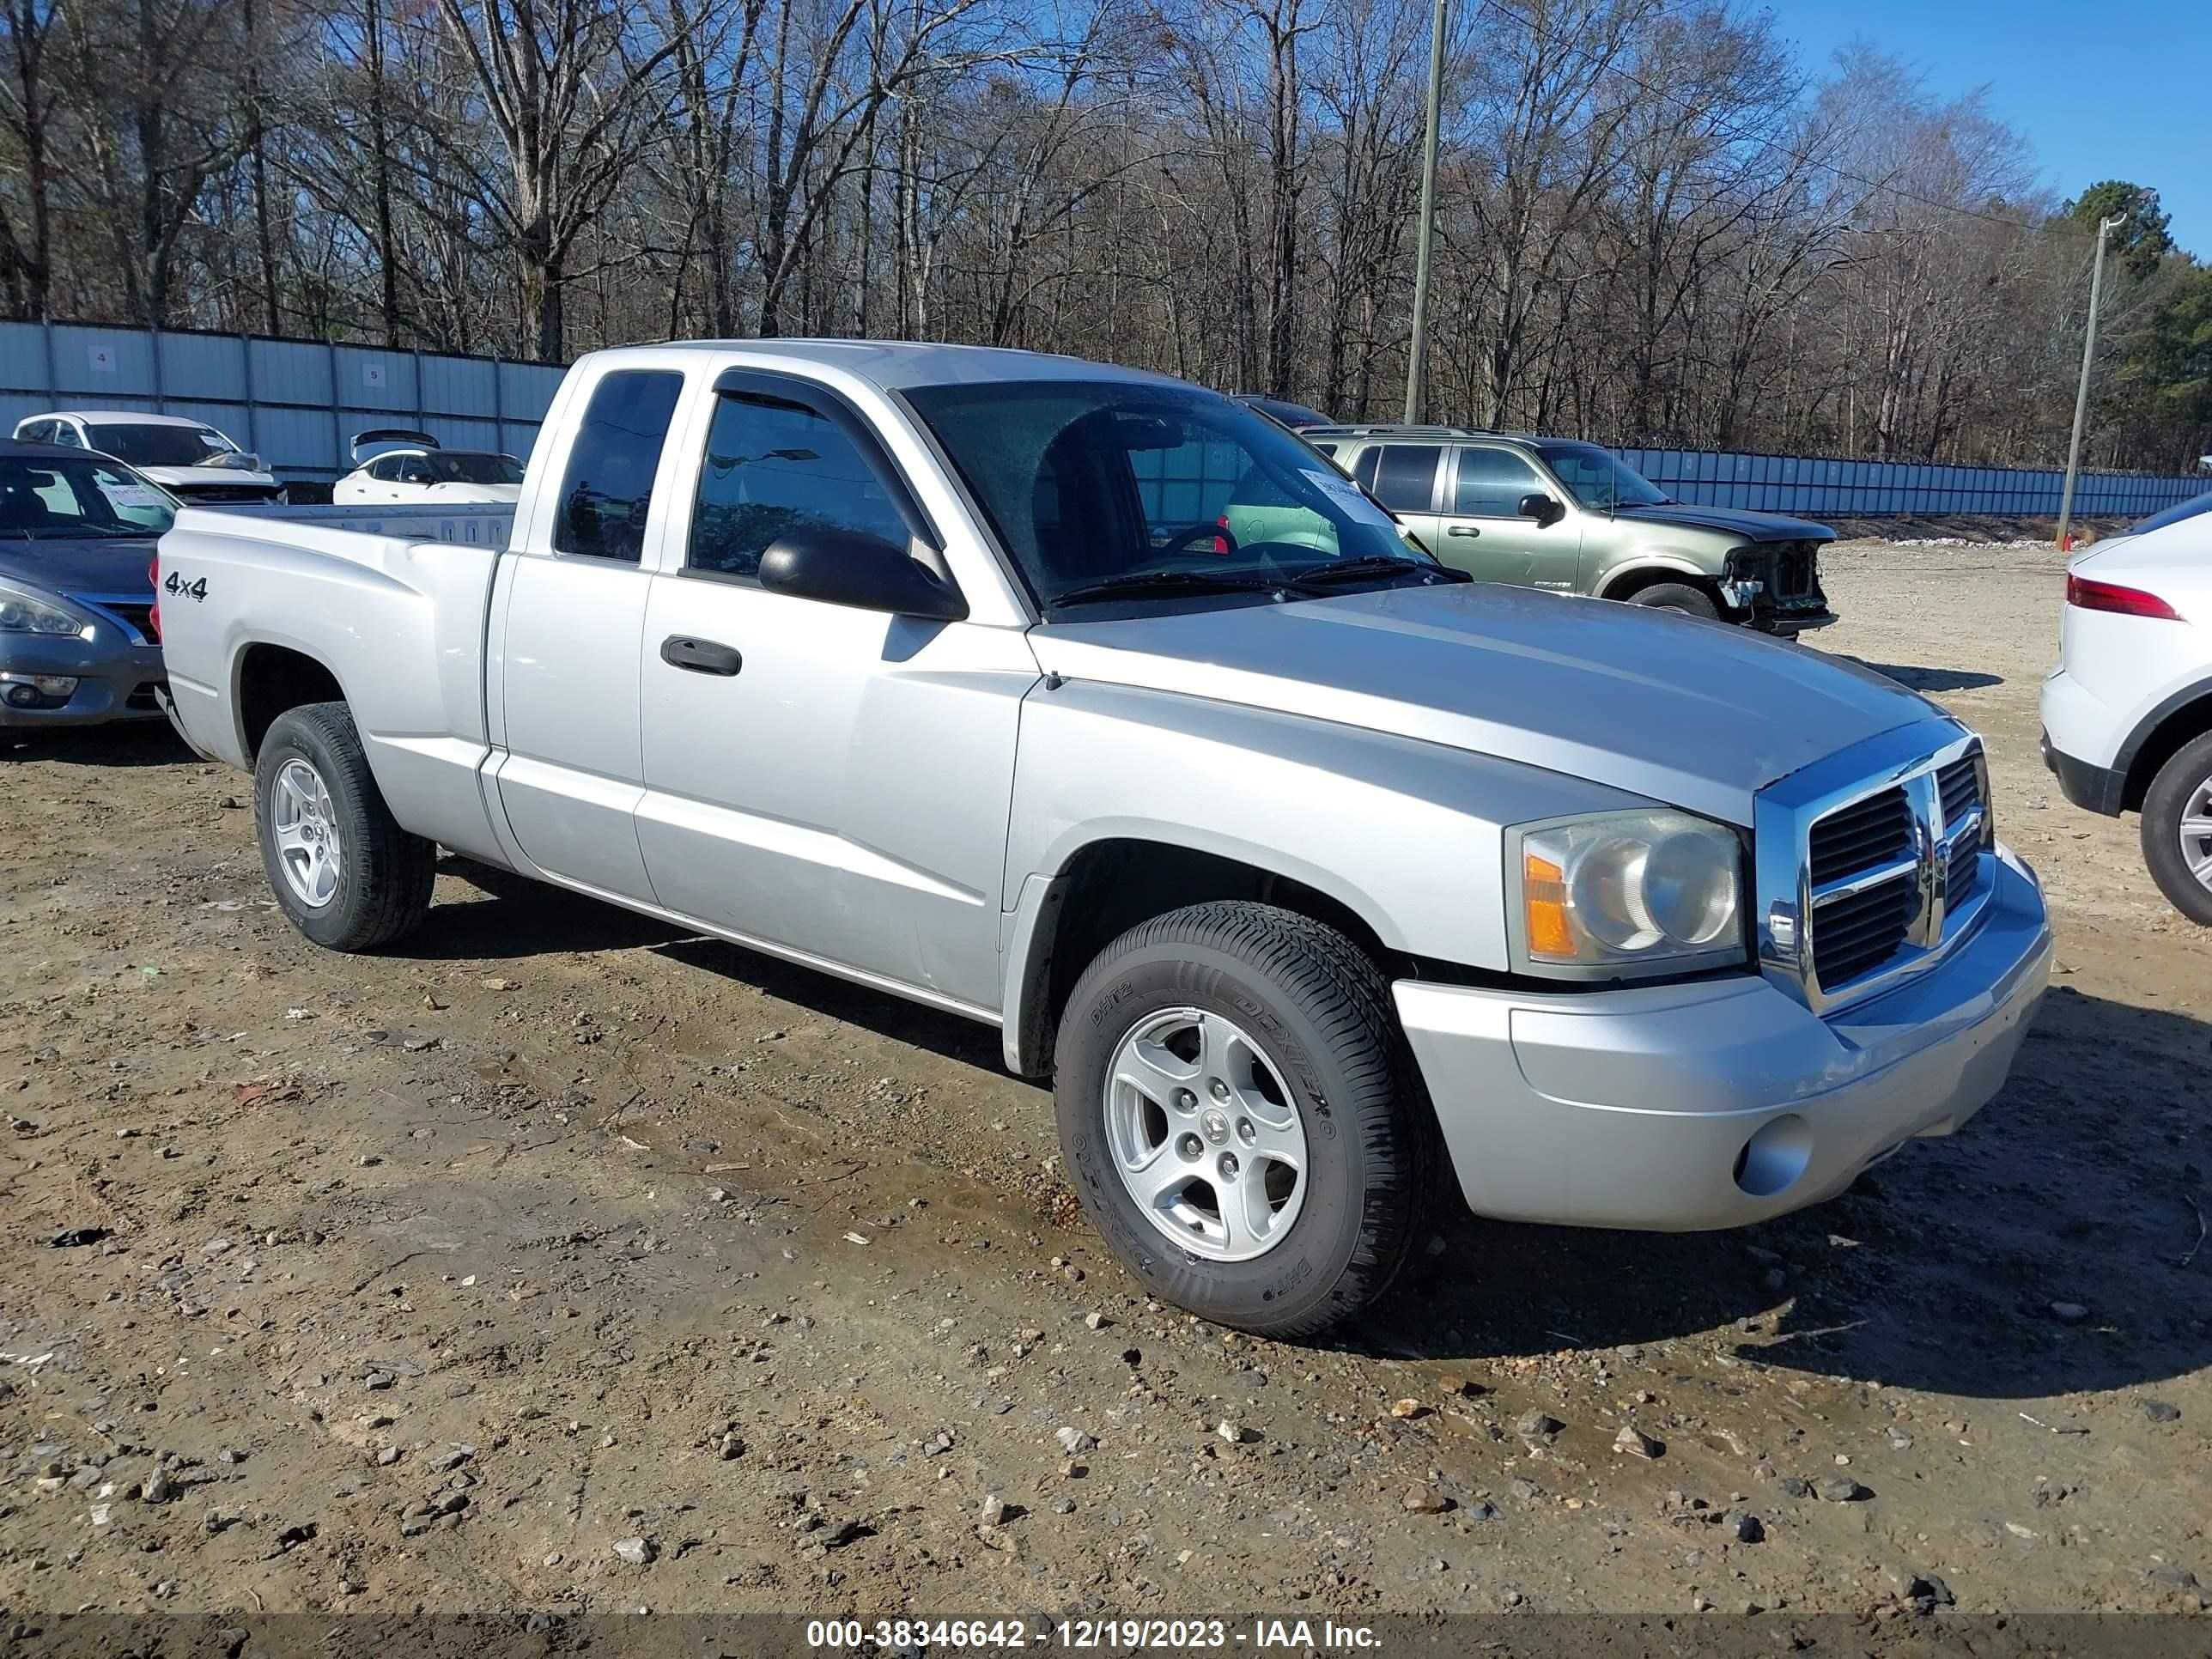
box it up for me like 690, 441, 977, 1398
1437, 443, 1582, 589
488, 367, 685, 902
631, 370, 1033, 1012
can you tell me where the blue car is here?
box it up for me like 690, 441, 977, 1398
0, 441, 174, 736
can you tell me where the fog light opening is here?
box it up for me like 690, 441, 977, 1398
1734, 1113, 1813, 1199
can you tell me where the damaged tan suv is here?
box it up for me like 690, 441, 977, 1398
1294, 426, 1836, 635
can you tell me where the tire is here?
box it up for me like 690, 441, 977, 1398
1054, 902, 1433, 1339
1626, 580, 1721, 621
2139, 729, 2212, 926
253, 701, 435, 951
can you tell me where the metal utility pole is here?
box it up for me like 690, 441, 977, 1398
2057, 212, 2125, 551
1403, 0, 1448, 424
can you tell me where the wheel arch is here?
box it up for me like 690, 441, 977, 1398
2119, 681, 2212, 813
1597, 559, 1725, 606
231, 640, 350, 763
1001, 834, 1406, 1078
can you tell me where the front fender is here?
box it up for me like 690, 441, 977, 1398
1000, 678, 1651, 1070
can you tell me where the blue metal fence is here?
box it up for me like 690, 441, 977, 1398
0, 320, 567, 485
3, 320, 2203, 516
1616, 446, 2205, 521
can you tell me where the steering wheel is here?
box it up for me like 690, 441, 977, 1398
1157, 521, 1238, 557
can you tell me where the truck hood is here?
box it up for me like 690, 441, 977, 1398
1610, 501, 1834, 543
0, 533, 160, 599
1029, 583, 1932, 826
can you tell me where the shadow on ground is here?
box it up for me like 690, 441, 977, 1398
0, 725, 195, 767
1351, 982, 2209, 1400
412, 857, 1007, 1073
391, 861, 2207, 1400
1859, 662, 2005, 694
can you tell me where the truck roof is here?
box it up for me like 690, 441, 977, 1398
605, 338, 1186, 393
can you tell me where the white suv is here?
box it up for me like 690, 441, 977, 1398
2041, 491, 2212, 921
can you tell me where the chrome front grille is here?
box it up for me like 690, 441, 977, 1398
1809, 872, 1921, 987
1755, 724, 1994, 1014
1808, 786, 1911, 884
1937, 754, 1986, 904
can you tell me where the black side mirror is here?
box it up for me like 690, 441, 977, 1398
1519, 492, 1563, 527
759, 525, 968, 621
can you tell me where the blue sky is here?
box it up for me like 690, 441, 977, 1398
1765, 0, 2210, 257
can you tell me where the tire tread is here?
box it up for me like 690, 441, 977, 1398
256, 702, 434, 951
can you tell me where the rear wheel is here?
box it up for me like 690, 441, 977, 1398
1626, 580, 1721, 621
253, 702, 434, 951
2140, 730, 2212, 926
1054, 902, 1432, 1339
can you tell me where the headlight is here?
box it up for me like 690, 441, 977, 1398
1508, 809, 1747, 977
0, 584, 91, 638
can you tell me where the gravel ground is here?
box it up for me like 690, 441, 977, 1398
0, 539, 2206, 1629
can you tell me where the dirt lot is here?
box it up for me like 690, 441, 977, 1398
1, 538, 2206, 1629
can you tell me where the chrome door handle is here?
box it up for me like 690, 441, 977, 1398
659, 635, 742, 676
1447, 525, 1480, 538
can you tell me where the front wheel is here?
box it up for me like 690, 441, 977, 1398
253, 702, 435, 951
1054, 902, 1432, 1339
2140, 730, 2212, 926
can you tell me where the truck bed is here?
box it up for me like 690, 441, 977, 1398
155, 500, 519, 866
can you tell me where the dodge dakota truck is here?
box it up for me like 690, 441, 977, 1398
155, 341, 2052, 1338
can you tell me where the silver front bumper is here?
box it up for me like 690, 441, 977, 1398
1395, 847, 2051, 1231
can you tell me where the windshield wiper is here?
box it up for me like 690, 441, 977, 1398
1048, 570, 1293, 608
1285, 554, 1468, 589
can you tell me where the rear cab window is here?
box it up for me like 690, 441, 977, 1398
550, 370, 684, 562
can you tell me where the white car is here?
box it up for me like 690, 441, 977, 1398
332, 429, 525, 505
2040, 490, 2212, 922
10, 410, 283, 504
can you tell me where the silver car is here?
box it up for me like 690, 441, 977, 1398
154, 342, 2051, 1337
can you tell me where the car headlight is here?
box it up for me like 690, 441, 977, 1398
1507, 809, 1747, 977
0, 584, 91, 638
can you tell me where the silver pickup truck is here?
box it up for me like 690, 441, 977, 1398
156, 341, 2052, 1337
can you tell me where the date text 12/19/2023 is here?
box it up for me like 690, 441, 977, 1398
803, 1619, 1385, 1650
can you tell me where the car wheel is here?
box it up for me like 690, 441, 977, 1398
1054, 902, 1433, 1339
253, 701, 435, 951
1626, 581, 1721, 621
2140, 730, 2212, 926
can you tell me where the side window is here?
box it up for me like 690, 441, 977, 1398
1452, 447, 1547, 517
1364, 444, 1440, 513
551, 369, 684, 563
55, 424, 82, 447
1306, 441, 1340, 459
687, 389, 912, 580
366, 457, 395, 482
19, 421, 50, 444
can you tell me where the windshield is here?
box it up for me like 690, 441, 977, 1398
2130, 490, 2212, 537
902, 380, 1429, 611
428, 452, 524, 485
0, 455, 179, 539
1534, 441, 1668, 510
86, 422, 237, 468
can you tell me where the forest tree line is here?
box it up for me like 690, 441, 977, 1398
2, 0, 2207, 472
